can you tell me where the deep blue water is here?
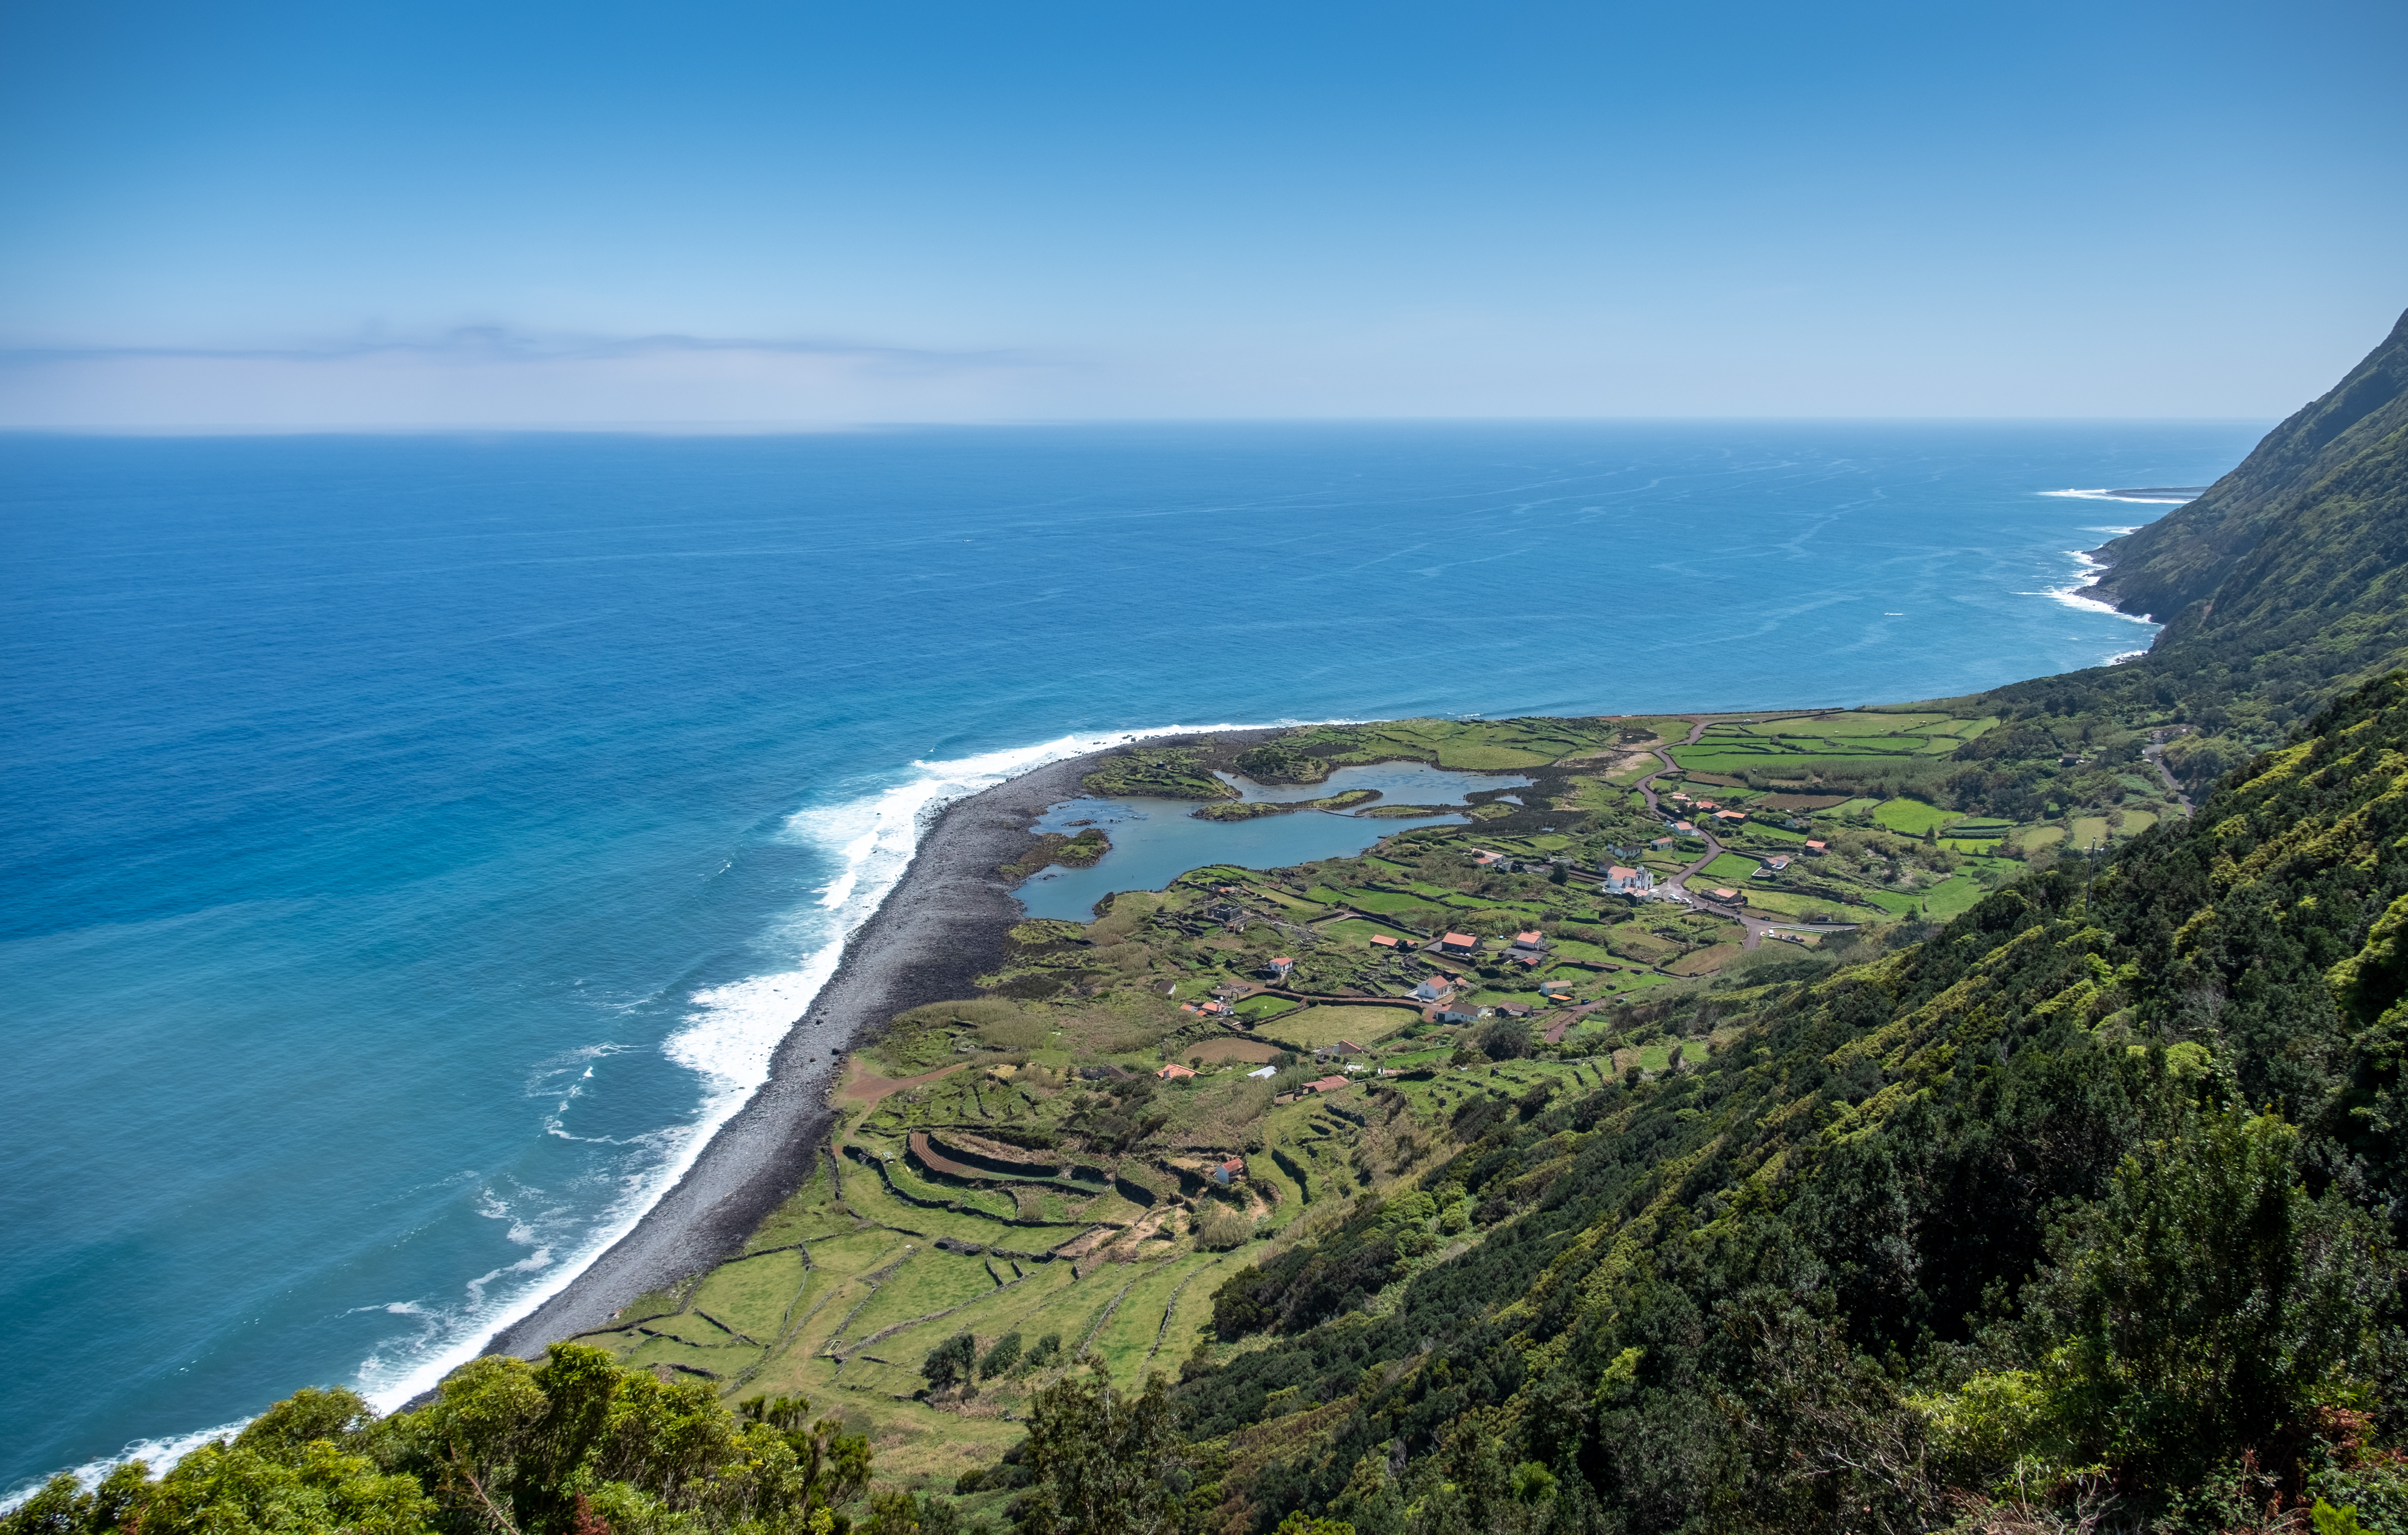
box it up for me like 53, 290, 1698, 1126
0, 421, 2258, 1487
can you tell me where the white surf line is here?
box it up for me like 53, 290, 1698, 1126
15, 718, 1346, 1501
2, 1419, 256, 1507
353, 717, 1333, 1417
2039, 488, 2200, 504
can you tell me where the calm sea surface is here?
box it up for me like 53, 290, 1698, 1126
0, 422, 2258, 1487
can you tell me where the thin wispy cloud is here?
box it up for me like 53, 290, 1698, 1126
0, 326, 1075, 431
0, 325, 1042, 370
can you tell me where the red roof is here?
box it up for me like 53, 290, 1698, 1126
1221, 1156, 1246, 1173
1711, 887, 1739, 899
1305, 1075, 1350, 1093
1271, 956, 1292, 965
1806, 839, 1827, 849
1440, 931, 1477, 948
1515, 930, 1543, 944
1370, 934, 1398, 947
1157, 1063, 1197, 1079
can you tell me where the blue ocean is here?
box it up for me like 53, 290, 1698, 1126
0, 421, 2259, 1489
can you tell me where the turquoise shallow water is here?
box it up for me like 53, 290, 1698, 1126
0, 421, 2257, 1487
1014, 762, 1534, 919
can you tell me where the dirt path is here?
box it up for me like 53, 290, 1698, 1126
1630, 717, 1856, 952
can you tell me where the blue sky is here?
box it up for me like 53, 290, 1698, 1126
1, 0, 2401, 426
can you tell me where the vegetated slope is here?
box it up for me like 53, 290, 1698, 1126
1841, 305, 2408, 821
1991, 307, 2408, 756
1159, 675, 2408, 1533
2087, 307, 2408, 629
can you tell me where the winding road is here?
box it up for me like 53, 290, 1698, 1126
2141, 730, 2196, 814
1628, 716, 1856, 951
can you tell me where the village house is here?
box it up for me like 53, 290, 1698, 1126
1212, 1156, 1246, 1184
1305, 1075, 1351, 1094
1709, 887, 1741, 903
1369, 933, 1400, 949
1157, 1063, 1197, 1080
1437, 1005, 1484, 1025
1604, 864, 1657, 894
1804, 839, 1827, 856
1649, 835, 1675, 851
1437, 931, 1480, 956
1314, 1039, 1366, 1062
1764, 854, 1792, 873
1674, 820, 1696, 834
1411, 976, 1453, 1003
1715, 809, 1747, 823
1263, 956, 1294, 980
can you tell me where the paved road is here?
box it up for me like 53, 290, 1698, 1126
1629, 716, 1857, 951
2141, 732, 2196, 814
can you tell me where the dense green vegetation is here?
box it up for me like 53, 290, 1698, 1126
1148, 675, 2408, 1533
2, 1346, 896, 1535
17, 310, 2406, 1535
1958, 306, 2408, 801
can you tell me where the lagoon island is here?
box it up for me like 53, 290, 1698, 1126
22, 308, 2408, 1535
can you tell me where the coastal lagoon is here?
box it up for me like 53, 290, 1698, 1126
1014, 761, 1532, 919
0, 421, 2261, 1488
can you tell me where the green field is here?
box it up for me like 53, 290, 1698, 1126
1342, 888, 1449, 923
1257, 1004, 1416, 1050
1922, 874, 1985, 919
1697, 852, 1761, 883
1871, 797, 1957, 834
1741, 888, 1861, 922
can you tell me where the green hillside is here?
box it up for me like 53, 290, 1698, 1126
18, 310, 2408, 1535
1151, 673, 2408, 1533
1975, 306, 2408, 785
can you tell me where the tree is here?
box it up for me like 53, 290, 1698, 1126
1, 1345, 875, 1535
1017, 1370, 1186, 1535
923, 1332, 978, 1394
2016, 1106, 2394, 1492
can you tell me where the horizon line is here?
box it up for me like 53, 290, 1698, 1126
0, 414, 2280, 438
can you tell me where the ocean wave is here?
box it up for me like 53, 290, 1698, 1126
2040, 488, 2198, 504
346, 720, 1276, 1417
2, 1419, 256, 1508
2014, 546, 2160, 658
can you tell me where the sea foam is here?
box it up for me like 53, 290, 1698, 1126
348, 723, 1271, 1418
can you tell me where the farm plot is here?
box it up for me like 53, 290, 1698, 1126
1259, 1005, 1416, 1050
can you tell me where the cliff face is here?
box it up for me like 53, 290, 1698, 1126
2002, 306, 2408, 742
2085, 307, 2408, 627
